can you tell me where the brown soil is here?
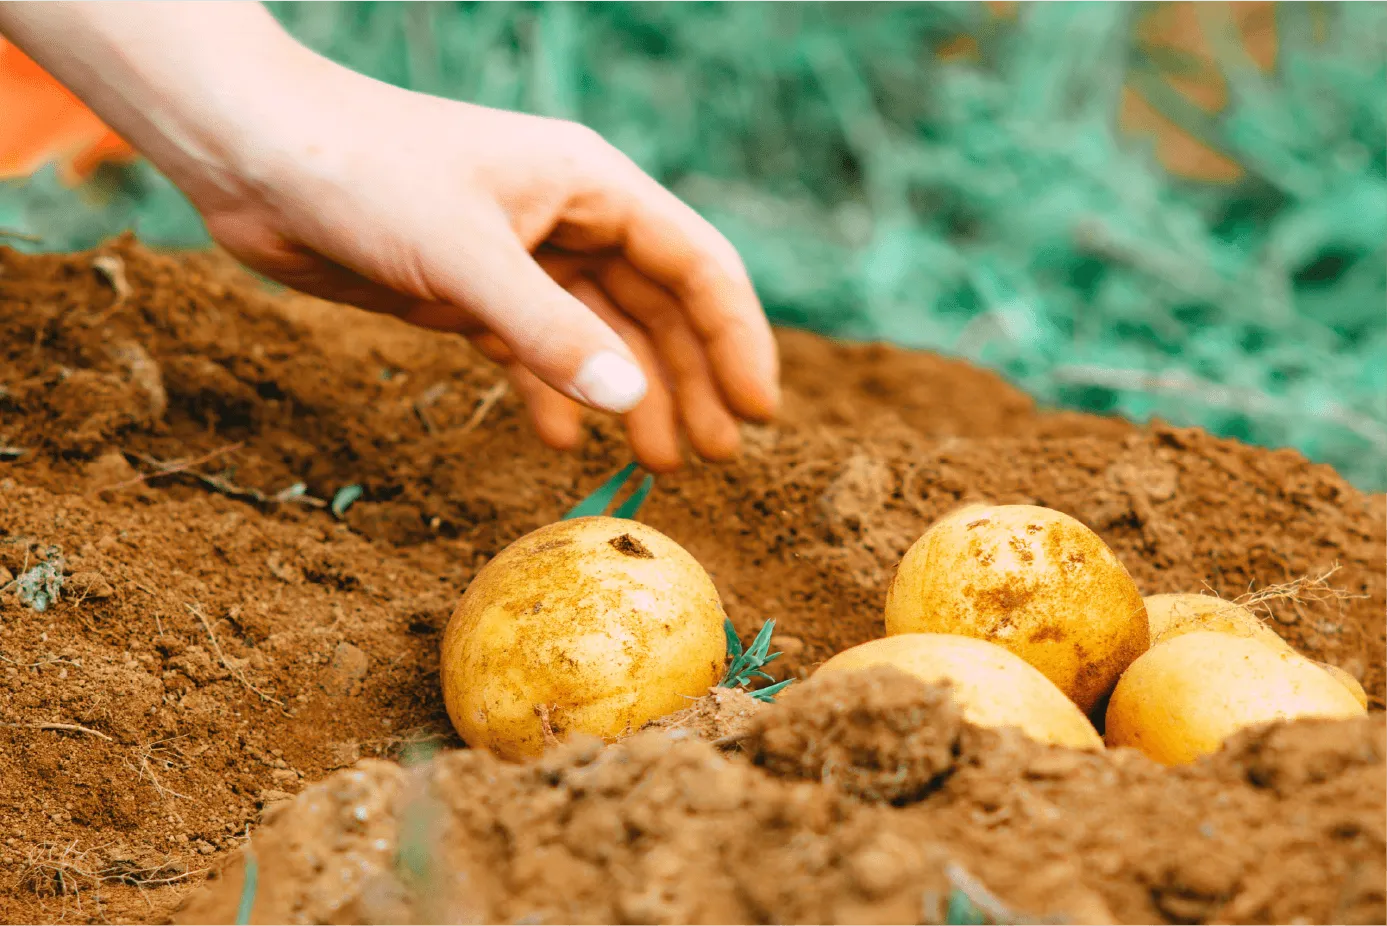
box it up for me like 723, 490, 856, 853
0, 236, 1382, 925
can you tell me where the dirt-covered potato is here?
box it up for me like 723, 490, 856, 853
441, 516, 727, 760
1105, 631, 1366, 765
1143, 592, 1290, 651
884, 504, 1148, 715
814, 633, 1104, 750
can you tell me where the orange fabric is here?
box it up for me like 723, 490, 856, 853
1118, 84, 1245, 183
1116, 1, 1279, 181
0, 39, 136, 186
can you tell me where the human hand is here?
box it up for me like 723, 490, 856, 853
0, 1, 780, 473
198, 86, 781, 473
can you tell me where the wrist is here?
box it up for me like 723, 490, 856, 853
0, 2, 322, 208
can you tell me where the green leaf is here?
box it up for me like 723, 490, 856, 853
330, 484, 363, 519
612, 473, 655, 519
235, 845, 258, 925
563, 462, 654, 520
720, 617, 793, 701
751, 679, 794, 702
724, 617, 744, 659
945, 888, 988, 925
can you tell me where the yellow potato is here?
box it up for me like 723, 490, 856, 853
1144, 592, 1290, 651
1105, 631, 1366, 765
884, 504, 1148, 714
815, 633, 1104, 750
441, 517, 727, 761
1316, 661, 1369, 710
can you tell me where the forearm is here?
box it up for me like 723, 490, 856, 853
0, 1, 318, 205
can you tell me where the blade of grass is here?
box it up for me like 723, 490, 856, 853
724, 617, 744, 660
563, 462, 638, 519
234, 840, 257, 926
612, 473, 654, 519
330, 484, 363, 519
751, 678, 794, 702
563, 462, 654, 520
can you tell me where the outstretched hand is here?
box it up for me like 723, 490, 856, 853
200, 86, 781, 473
0, 1, 780, 472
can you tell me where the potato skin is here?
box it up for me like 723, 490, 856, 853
1105, 631, 1367, 765
815, 633, 1104, 750
441, 517, 727, 761
1316, 661, 1369, 709
884, 505, 1148, 715
1144, 592, 1290, 651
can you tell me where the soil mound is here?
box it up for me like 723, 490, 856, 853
0, 237, 1382, 924
172, 677, 1384, 926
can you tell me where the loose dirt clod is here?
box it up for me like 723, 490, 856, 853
741, 664, 964, 803
65, 571, 114, 601
0, 238, 1382, 924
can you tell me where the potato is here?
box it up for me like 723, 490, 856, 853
1316, 661, 1369, 709
884, 504, 1148, 714
1143, 595, 1370, 707
1105, 631, 1366, 765
1144, 592, 1290, 651
440, 516, 727, 761
814, 633, 1104, 750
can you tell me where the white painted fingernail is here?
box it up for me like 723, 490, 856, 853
572, 351, 647, 414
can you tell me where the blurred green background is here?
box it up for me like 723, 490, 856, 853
3, 2, 1384, 489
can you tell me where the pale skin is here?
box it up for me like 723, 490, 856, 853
0, 1, 780, 472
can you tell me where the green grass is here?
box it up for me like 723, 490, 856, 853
3, 2, 1383, 488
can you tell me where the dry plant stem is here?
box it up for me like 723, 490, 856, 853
2, 721, 113, 741
128, 745, 192, 803
87, 254, 132, 325
1234, 564, 1360, 611
186, 603, 286, 707
18, 839, 203, 919
19, 840, 98, 919
123, 448, 327, 509
534, 703, 561, 749
413, 382, 448, 434
355, 727, 451, 751
459, 380, 509, 435
120, 868, 205, 886
101, 442, 245, 493
0, 652, 81, 669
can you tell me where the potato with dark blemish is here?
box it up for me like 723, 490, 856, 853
884, 504, 1149, 715
441, 516, 727, 760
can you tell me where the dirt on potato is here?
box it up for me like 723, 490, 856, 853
0, 237, 1382, 925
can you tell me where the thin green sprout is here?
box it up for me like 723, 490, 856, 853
234, 837, 257, 925
721, 617, 793, 702
563, 462, 653, 520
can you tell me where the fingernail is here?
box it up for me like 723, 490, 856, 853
572, 351, 647, 414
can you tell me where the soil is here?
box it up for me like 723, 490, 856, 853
0, 236, 1382, 925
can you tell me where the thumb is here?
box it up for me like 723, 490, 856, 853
410, 218, 648, 415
